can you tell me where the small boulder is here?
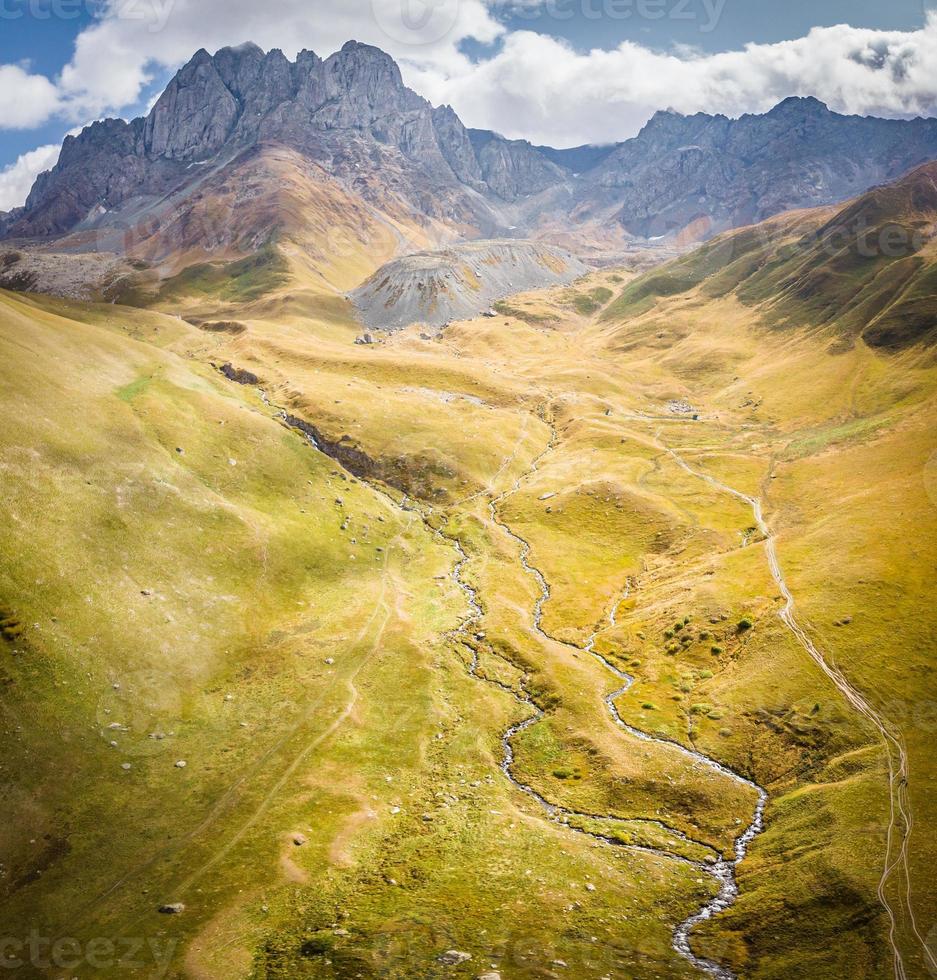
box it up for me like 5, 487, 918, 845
158, 903, 185, 915
438, 950, 472, 966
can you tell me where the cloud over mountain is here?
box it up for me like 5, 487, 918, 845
0, 143, 61, 212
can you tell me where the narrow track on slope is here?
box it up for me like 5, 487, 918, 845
660, 439, 932, 980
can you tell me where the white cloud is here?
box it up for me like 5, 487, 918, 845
53, 0, 504, 119
3, 2, 937, 154
0, 143, 61, 211
410, 17, 937, 146
0, 65, 62, 129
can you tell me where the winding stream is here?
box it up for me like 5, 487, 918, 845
267, 385, 922, 979
459, 426, 769, 979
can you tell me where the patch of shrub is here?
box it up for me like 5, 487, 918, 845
300, 933, 336, 957
0, 609, 22, 642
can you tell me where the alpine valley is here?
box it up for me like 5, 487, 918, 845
0, 38, 935, 980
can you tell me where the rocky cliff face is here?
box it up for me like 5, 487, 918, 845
11, 42, 508, 241
581, 97, 937, 237
8, 43, 937, 249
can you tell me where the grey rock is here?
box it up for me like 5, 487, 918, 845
351, 239, 587, 331
438, 950, 472, 966
8, 44, 937, 253
144, 48, 239, 162
469, 129, 568, 202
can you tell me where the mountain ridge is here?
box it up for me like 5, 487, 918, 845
5, 42, 937, 255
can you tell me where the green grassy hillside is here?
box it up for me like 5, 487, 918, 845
606, 162, 937, 352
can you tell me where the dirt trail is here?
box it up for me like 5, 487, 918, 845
661, 439, 933, 980
75, 452, 414, 941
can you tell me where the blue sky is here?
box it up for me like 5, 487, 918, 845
1, 0, 935, 209
495, 0, 924, 51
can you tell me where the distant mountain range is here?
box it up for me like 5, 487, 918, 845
4, 40, 937, 260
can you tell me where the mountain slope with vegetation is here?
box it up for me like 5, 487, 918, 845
606, 162, 937, 351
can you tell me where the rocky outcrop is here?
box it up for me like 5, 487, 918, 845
350, 239, 588, 331
468, 130, 569, 202
580, 97, 937, 237
8, 42, 514, 240
144, 49, 240, 161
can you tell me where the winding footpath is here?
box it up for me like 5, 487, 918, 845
661, 441, 932, 980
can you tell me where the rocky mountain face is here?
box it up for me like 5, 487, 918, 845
8, 41, 562, 243
579, 96, 937, 238
7, 42, 937, 251
351, 239, 588, 331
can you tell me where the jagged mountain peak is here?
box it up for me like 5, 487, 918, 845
767, 94, 831, 115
